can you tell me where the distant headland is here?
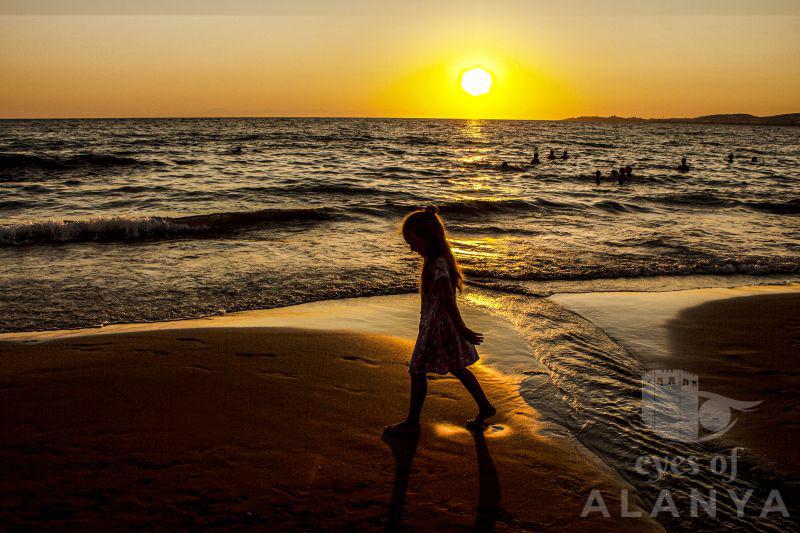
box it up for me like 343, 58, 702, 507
562, 113, 800, 126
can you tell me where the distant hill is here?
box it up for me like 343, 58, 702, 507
563, 113, 800, 126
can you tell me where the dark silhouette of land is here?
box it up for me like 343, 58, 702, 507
563, 113, 800, 126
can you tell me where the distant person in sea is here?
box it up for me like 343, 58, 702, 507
232, 146, 243, 154
594, 170, 602, 185
547, 149, 556, 160
728, 153, 734, 163
531, 152, 541, 165
561, 150, 569, 160
385, 206, 495, 434
678, 157, 690, 172
611, 169, 619, 181
625, 165, 633, 178
500, 161, 510, 170
751, 156, 758, 162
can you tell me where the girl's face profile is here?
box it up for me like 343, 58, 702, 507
406, 232, 425, 256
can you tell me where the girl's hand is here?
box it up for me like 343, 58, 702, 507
460, 327, 484, 345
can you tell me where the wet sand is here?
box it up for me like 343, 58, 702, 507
0, 300, 655, 530
552, 285, 800, 484
667, 292, 800, 477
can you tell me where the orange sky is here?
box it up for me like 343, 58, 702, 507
1, 2, 798, 119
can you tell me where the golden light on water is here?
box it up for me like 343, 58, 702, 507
460, 67, 493, 96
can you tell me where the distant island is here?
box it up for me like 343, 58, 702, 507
562, 113, 800, 126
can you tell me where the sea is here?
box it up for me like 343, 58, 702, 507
1, 118, 799, 530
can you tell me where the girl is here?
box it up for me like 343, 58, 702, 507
385, 206, 496, 434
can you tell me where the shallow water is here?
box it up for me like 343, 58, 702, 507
468, 288, 797, 531
1, 118, 799, 332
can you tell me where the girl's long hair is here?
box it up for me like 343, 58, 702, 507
401, 205, 464, 293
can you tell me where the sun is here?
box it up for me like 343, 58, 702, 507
460, 67, 492, 96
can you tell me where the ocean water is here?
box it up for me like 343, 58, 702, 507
1, 117, 798, 332
2, 118, 799, 529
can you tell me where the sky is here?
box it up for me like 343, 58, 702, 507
1, 1, 798, 119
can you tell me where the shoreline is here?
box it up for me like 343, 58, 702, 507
551, 284, 800, 521
3, 283, 798, 527
3, 274, 798, 338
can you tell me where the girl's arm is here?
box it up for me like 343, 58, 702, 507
432, 277, 484, 345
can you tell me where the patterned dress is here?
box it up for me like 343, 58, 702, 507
408, 256, 480, 375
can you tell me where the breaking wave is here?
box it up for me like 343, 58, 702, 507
0, 207, 340, 246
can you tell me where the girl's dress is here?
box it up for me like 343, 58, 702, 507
409, 256, 480, 374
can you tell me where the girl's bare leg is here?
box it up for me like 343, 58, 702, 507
452, 368, 496, 424
385, 373, 427, 432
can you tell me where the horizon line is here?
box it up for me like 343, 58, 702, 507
1, 112, 797, 122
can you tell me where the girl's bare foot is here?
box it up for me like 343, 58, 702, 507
384, 420, 421, 434
466, 404, 497, 429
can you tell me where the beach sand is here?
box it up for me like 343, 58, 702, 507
0, 297, 655, 530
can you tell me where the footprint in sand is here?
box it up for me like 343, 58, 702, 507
522, 369, 549, 376
234, 352, 277, 358
66, 342, 113, 352
134, 348, 168, 356
177, 337, 208, 344
481, 424, 508, 437
538, 427, 570, 439
340, 355, 382, 367
333, 384, 375, 395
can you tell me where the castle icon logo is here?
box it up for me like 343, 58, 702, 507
642, 370, 761, 442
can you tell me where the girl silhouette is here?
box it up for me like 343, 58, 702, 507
385, 206, 496, 434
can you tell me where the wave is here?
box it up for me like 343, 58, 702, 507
360, 197, 580, 219
400, 135, 441, 146
465, 259, 800, 283
291, 183, 381, 195
745, 198, 800, 215
0, 152, 164, 181
438, 198, 539, 215
222, 183, 390, 198
637, 193, 800, 214
573, 140, 617, 149
0, 207, 340, 246
593, 200, 629, 212
655, 192, 738, 207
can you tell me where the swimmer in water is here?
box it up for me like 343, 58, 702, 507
728, 153, 734, 163
561, 150, 569, 160
678, 157, 690, 172
547, 149, 556, 160
531, 152, 541, 165
751, 156, 758, 162
625, 165, 633, 178
501, 161, 510, 170
594, 170, 601, 185
611, 169, 619, 180
232, 146, 243, 154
